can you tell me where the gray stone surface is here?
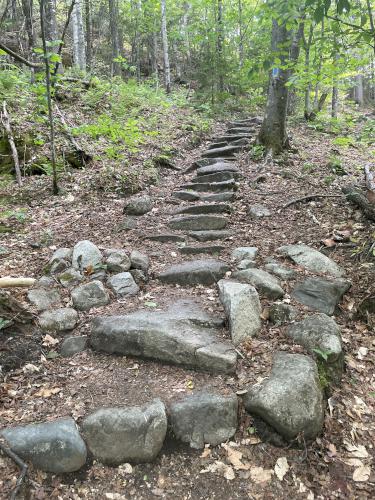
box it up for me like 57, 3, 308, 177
91, 299, 236, 374
173, 190, 201, 201
248, 204, 271, 218
1, 418, 87, 473
169, 392, 238, 449
264, 259, 297, 280
107, 272, 140, 297
208, 141, 227, 150
57, 267, 83, 288
218, 280, 261, 345
144, 234, 186, 243
227, 127, 253, 134
179, 245, 224, 255
202, 145, 242, 158
188, 230, 232, 241
232, 247, 258, 261
237, 259, 256, 270
292, 277, 351, 315
39, 307, 78, 332
269, 303, 298, 325
37, 276, 55, 288
201, 192, 236, 203
123, 195, 152, 216
60, 335, 88, 357
168, 215, 228, 231
215, 134, 251, 142
48, 247, 72, 266
27, 288, 61, 311
81, 400, 167, 465
49, 259, 69, 274
118, 217, 137, 231
196, 163, 239, 176
106, 250, 131, 273
180, 180, 236, 193
192, 158, 227, 169
72, 240, 102, 271
174, 203, 230, 215
158, 259, 229, 286
243, 352, 324, 441
233, 268, 284, 299
71, 280, 110, 311
194, 171, 237, 184
287, 314, 343, 383
130, 268, 149, 284
277, 244, 345, 277
130, 250, 150, 273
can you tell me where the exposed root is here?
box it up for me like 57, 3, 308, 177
0, 441, 28, 500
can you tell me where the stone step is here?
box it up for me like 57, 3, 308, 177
202, 145, 243, 158
179, 245, 224, 255
173, 190, 201, 201
168, 215, 228, 231
201, 192, 236, 202
191, 158, 236, 171
174, 203, 230, 215
196, 163, 239, 176
226, 127, 253, 135
144, 234, 186, 243
188, 230, 232, 241
215, 134, 251, 142
208, 141, 228, 150
90, 299, 237, 374
158, 259, 230, 286
194, 171, 237, 184
179, 180, 237, 193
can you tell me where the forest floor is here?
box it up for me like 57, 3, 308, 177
0, 103, 374, 499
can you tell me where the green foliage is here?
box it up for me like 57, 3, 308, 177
327, 155, 347, 175
250, 144, 265, 161
332, 136, 353, 148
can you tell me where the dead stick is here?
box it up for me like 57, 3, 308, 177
280, 194, 343, 211
0, 442, 28, 500
1, 101, 22, 187
0, 277, 36, 288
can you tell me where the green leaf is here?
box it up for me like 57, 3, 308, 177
33, 48, 44, 54
46, 351, 59, 359
49, 53, 61, 63
144, 301, 158, 308
314, 5, 325, 23
0, 49, 6, 55
0, 317, 12, 330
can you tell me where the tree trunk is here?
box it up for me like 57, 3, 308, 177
72, 0, 86, 71
287, 20, 304, 115
85, 0, 92, 71
108, 0, 121, 76
238, 0, 244, 68
258, 19, 290, 154
45, 0, 57, 44
303, 23, 314, 119
21, 0, 35, 56
160, 0, 171, 93
354, 73, 364, 106
216, 0, 224, 92
331, 52, 339, 118
313, 19, 324, 111
182, 2, 191, 70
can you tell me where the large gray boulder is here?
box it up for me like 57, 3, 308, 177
277, 244, 345, 277
90, 300, 236, 374
106, 249, 131, 273
107, 272, 139, 297
243, 352, 324, 441
39, 307, 78, 332
1, 418, 86, 473
81, 400, 167, 465
292, 277, 351, 315
123, 195, 152, 216
72, 240, 102, 272
233, 268, 284, 299
287, 314, 343, 383
71, 280, 110, 311
169, 392, 238, 449
158, 259, 230, 286
218, 280, 261, 345
27, 288, 61, 311
130, 250, 150, 273
168, 215, 228, 231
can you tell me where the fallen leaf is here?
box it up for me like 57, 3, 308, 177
357, 346, 368, 360
353, 465, 371, 482
200, 447, 211, 459
42, 334, 59, 346
200, 461, 235, 480
34, 387, 62, 398
186, 380, 194, 390
250, 466, 273, 484
274, 457, 289, 480
223, 445, 249, 471
343, 440, 368, 458
321, 238, 336, 247
341, 458, 364, 467
327, 443, 337, 457
23, 363, 40, 373
144, 301, 158, 308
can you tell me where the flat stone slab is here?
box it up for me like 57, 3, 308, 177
233, 268, 284, 299
192, 158, 231, 169
168, 215, 228, 231
180, 180, 237, 193
188, 230, 232, 242
226, 127, 253, 135
292, 277, 351, 315
1, 418, 87, 473
174, 203, 230, 215
196, 163, 239, 176
158, 259, 229, 286
243, 352, 324, 442
169, 392, 238, 449
179, 245, 224, 255
90, 299, 236, 374
173, 190, 201, 201
265, 259, 297, 280
215, 134, 251, 142
218, 280, 261, 345
208, 141, 228, 150
277, 244, 345, 277
81, 400, 167, 465
144, 234, 186, 243
194, 171, 237, 184
201, 192, 235, 202
202, 145, 242, 158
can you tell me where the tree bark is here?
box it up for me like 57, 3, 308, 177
85, 0, 92, 71
21, 0, 35, 56
72, 0, 86, 71
331, 52, 339, 118
1, 101, 23, 187
108, 0, 121, 76
160, 0, 171, 93
238, 0, 244, 68
216, 0, 224, 92
45, 0, 58, 44
303, 23, 314, 119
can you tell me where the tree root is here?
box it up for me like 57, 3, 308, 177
279, 194, 343, 211
0, 441, 28, 500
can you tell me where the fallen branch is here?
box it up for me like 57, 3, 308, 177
0, 41, 40, 69
0, 277, 36, 288
0, 441, 28, 500
0, 101, 22, 186
280, 194, 343, 211
342, 184, 375, 221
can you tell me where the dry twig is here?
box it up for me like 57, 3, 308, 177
279, 194, 343, 211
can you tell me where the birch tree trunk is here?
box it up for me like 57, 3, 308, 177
303, 23, 314, 119
108, 0, 121, 76
85, 0, 92, 71
216, 0, 224, 92
331, 51, 339, 118
72, 0, 86, 71
160, 0, 171, 93
238, 0, 244, 68
45, 0, 57, 44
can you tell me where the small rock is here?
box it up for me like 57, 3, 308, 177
269, 303, 297, 325
158, 259, 230, 286
37, 276, 55, 288
117, 218, 137, 231
72, 240, 102, 272
264, 259, 297, 280
232, 247, 258, 261
292, 277, 351, 315
71, 280, 110, 311
27, 288, 60, 312
49, 259, 69, 274
57, 267, 83, 288
1, 418, 87, 473
169, 392, 238, 449
130, 269, 148, 284
81, 400, 167, 465
49, 247, 72, 265
243, 352, 324, 441
248, 204, 271, 218
123, 195, 152, 216
237, 259, 256, 270
39, 308, 78, 332
130, 250, 150, 273
107, 272, 140, 297
218, 280, 261, 345
60, 335, 88, 357
106, 250, 131, 273
233, 268, 284, 299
